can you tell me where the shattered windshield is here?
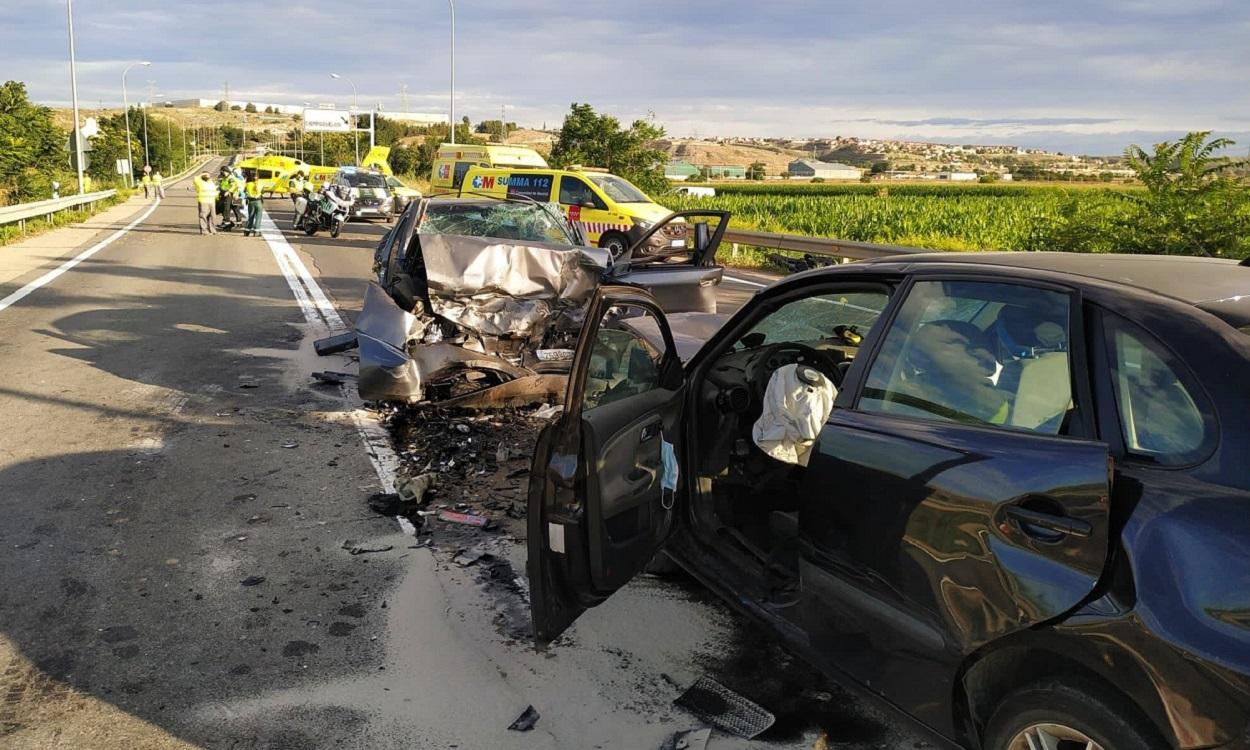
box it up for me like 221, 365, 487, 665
418, 201, 576, 244
740, 292, 890, 349
587, 174, 650, 203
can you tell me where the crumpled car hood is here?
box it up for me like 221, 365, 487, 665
419, 234, 609, 338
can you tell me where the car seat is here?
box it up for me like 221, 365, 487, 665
1007, 351, 1072, 431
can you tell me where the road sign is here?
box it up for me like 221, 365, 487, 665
303, 108, 351, 133
115, 158, 131, 175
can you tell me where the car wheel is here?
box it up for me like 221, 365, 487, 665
984, 678, 1165, 750
599, 232, 629, 259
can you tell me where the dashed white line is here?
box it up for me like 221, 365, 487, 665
0, 196, 162, 313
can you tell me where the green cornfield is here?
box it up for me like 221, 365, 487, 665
665, 183, 1138, 253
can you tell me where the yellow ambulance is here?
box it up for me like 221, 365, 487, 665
459, 165, 681, 256
429, 143, 549, 195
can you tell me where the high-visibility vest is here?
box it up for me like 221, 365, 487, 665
220, 176, 236, 193
245, 181, 261, 200
141, 175, 151, 185
152, 174, 162, 185
194, 177, 216, 204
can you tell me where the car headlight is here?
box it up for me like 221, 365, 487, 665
635, 220, 654, 231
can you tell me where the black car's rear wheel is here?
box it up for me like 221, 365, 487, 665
984, 679, 1165, 750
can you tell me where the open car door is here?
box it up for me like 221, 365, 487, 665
528, 286, 686, 647
609, 210, 730, 315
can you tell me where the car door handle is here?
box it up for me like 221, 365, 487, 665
1005, 505, 1092, 539
639, 422, 661, 443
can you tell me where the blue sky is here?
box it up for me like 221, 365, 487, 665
4, 0, 1249, 154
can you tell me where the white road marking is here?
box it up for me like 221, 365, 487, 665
257, 209, 403, 511
0, 196, 162, 313
724, 274, 767, 288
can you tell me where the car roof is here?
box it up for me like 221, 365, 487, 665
864, 251, 1250, 307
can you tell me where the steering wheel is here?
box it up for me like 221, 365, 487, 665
749, 342, 842, 402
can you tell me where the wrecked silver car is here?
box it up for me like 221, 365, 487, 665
356, 197, 728, 405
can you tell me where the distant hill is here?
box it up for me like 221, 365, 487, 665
657, 139, 808, 177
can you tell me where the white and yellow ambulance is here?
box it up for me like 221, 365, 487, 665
429, 143, 549, 195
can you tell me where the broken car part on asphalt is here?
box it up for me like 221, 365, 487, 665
674, 676, 775, 740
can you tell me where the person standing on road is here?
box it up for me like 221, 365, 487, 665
140, 170, 151, 199
192, 171, 217, 234
243, 170, 264, 237
151, 170, 165, 199
217, 167, 237, 230
288, 170, 309, 229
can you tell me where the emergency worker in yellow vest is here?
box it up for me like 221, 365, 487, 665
192, 172, 217, 234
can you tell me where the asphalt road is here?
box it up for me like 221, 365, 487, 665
0, 177, 923, 750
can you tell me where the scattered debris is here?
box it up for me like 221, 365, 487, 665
314, 332, 358, 356
342, 540, 394, 556
281, 441, 299, 449
675, 676, 775, 739
661, 728, 712, 750
311, 371, 356, 385
238, 381, 260, 389
508, 705, 540, 732
240, 576, 266, 587
505, 502, 526, 520
438, 510, 490, 528
530, 403, 563, 420
452, 548, 491, 567
396, 473, 436, 505
367, 492, 407, 516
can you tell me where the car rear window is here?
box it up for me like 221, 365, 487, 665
1103, 313, 1215, 466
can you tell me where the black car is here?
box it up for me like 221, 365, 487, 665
528, 252, 1250, 750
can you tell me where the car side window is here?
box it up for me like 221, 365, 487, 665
859, 280, 1074, 433
1103, 313, 1212, 465
559, 177, 606, 210
583, 305, 666, 412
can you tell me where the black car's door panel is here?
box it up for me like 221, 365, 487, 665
528, 286, 685, 647
799, 405, 1111, 732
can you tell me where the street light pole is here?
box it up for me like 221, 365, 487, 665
330, 73, 359, 164
121, 61, 150, 188
66, 0, 85, 194
142, 81, 153, 168
448, 0, 456, 145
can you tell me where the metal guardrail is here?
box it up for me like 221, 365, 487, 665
0, 190, 117, 231
0, 156, 216, 234
722, 228, 926, 261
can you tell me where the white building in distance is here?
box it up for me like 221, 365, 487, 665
788, 159, 862, 180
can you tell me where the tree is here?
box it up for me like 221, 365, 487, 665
230, 105, 242, 111
746, 161, 766, 180
0, 80, 70, 202
387, 144, 419, 176
870, 160, 892, 174
264, 105, 275, 114
214, 100, 228, 112
550, 103, 668, 196
1026, 132, 1250, 258
245, 102, 257, 113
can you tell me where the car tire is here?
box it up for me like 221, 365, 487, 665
599, 232, 629, 259
983, 678, 1166, 750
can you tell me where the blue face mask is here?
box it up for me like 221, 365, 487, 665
660, 435, 678, 509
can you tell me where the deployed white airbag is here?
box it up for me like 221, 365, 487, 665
752, 364, 838, 467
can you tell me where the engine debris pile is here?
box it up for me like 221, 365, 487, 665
369, 404, 556, 546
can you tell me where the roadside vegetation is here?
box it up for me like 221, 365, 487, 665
668, 131, 1249, 263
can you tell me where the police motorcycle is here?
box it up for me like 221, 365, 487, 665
303, 184, 351, 238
